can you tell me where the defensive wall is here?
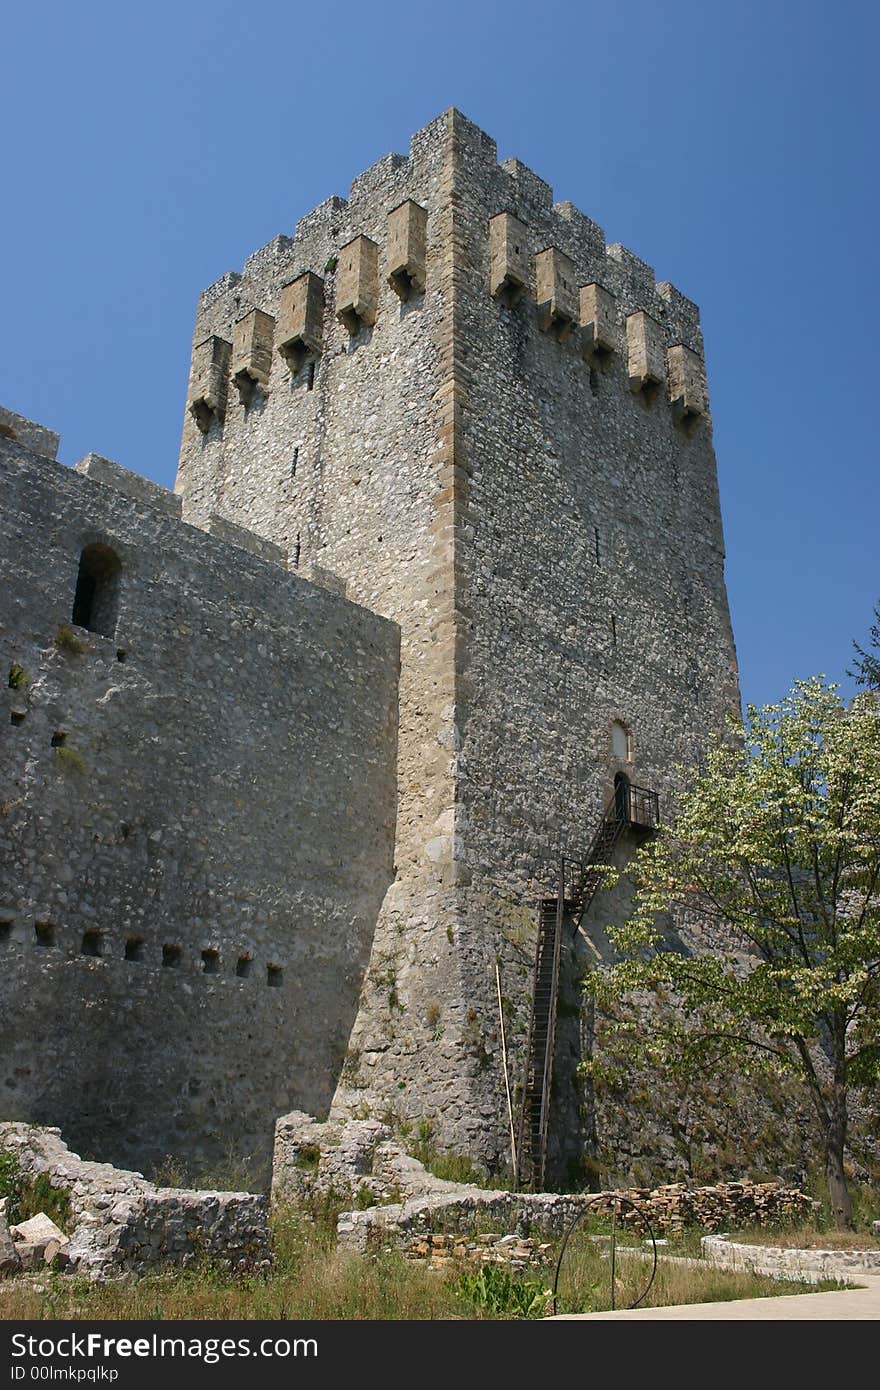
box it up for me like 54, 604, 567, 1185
0, 413, 398, 1180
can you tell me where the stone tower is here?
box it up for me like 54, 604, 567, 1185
176, 109, 739, 1179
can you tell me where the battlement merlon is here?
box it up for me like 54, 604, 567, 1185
188, 107, 704, 361
0, 406, 59, 461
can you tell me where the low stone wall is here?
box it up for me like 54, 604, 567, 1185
274, 1110, 817, 1259
0, 1123, 269, 1280
702, 1234, 880, 1284
337, 1183, 817, 1257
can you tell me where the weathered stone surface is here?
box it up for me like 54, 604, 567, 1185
10, 1213, 69, 1271
488, 211, 531, 304
702, 1233, 880, 1283
626, 309, 666, 391
335, 235, 379, 332
0, 406, 59, 460
187, 335, 232, 433
0, 432, 398, 1179
1, 1124, 269, 1281
3, 109, 752, 1189
534, 246, 578, 337
338, 1181, 818, 1257
172, 108, 738, 1182
386, 200, 427, 300
667, 342, 708, 418
276, 273, 323, 373
231, 308, 276, 404
579, 282, 618, 357
74, 452, 182, 519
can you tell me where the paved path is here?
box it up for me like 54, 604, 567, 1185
552, 1275, 880, 1320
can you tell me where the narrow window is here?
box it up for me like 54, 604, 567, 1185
116, 650, 127, 663
291, 446, 299, 478
34, 922, 55, 948
0, 921, 12, 943
81, 930, 102, 957
202, 948, 220, 974
293, 533, 301, 569
610, 613, 617, 647
10, 712, 25, 726
162, 943, 182, 968
267, 964, 283, 988
594, 526, 601, 566
125, 937, 144, 962
72, 543, 121, 637
611, 720, 633, 764
306, 361, 316, 391
236, 955, 252, 978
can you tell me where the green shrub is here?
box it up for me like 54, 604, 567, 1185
456, 1264, 552, 1319
8, 663, 28, 690
0, 1153, 72, 1232
294, 1145, 321, 1172
54, 624, 88, 655
55, 745, 86, 774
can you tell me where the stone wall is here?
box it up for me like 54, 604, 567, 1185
0, 431, 399, 1179
702, 1233, 880, 1283
171, 109, 741, 1178
336, 1182, 817, 1257
0, 1123, 268, 1280
272, 1110, 817, 1260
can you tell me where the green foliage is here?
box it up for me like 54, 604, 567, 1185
54, 623, 88, 655
850, 602, 880, 688
0, 1152, 72, 1232
294, 1145, 321, 1172
323, 255, 338, 274
7, 663, 28, 690
55, 744, 86, 774
0, 1151, 23, 1211
404, 1117, 499, 1188
588, 678, 880, 1226
456, 1263, 552, 1319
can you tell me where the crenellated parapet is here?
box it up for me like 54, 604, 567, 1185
183, 107, 711, 453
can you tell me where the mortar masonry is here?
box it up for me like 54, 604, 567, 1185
2, 109, 741, 1185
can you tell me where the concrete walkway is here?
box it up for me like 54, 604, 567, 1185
552, 1274, 880, 1320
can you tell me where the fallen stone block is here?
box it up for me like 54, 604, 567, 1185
11, 1214, 70, 1272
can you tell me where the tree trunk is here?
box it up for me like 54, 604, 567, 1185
825, 1074, 853, 1231
825, 1137, 853, 1231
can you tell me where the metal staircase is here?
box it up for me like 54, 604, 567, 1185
515, 781, 659, 1191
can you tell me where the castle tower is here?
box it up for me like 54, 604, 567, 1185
176, 110, 739, 1178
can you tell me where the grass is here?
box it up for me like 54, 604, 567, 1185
0, 1195, 853, 1321
553, 1229, 848, 1314
727, 1172, 880, 1249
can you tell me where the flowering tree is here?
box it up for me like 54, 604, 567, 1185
588, 679, 880, 1228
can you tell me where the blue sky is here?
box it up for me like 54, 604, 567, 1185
3, 1, 877, 711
